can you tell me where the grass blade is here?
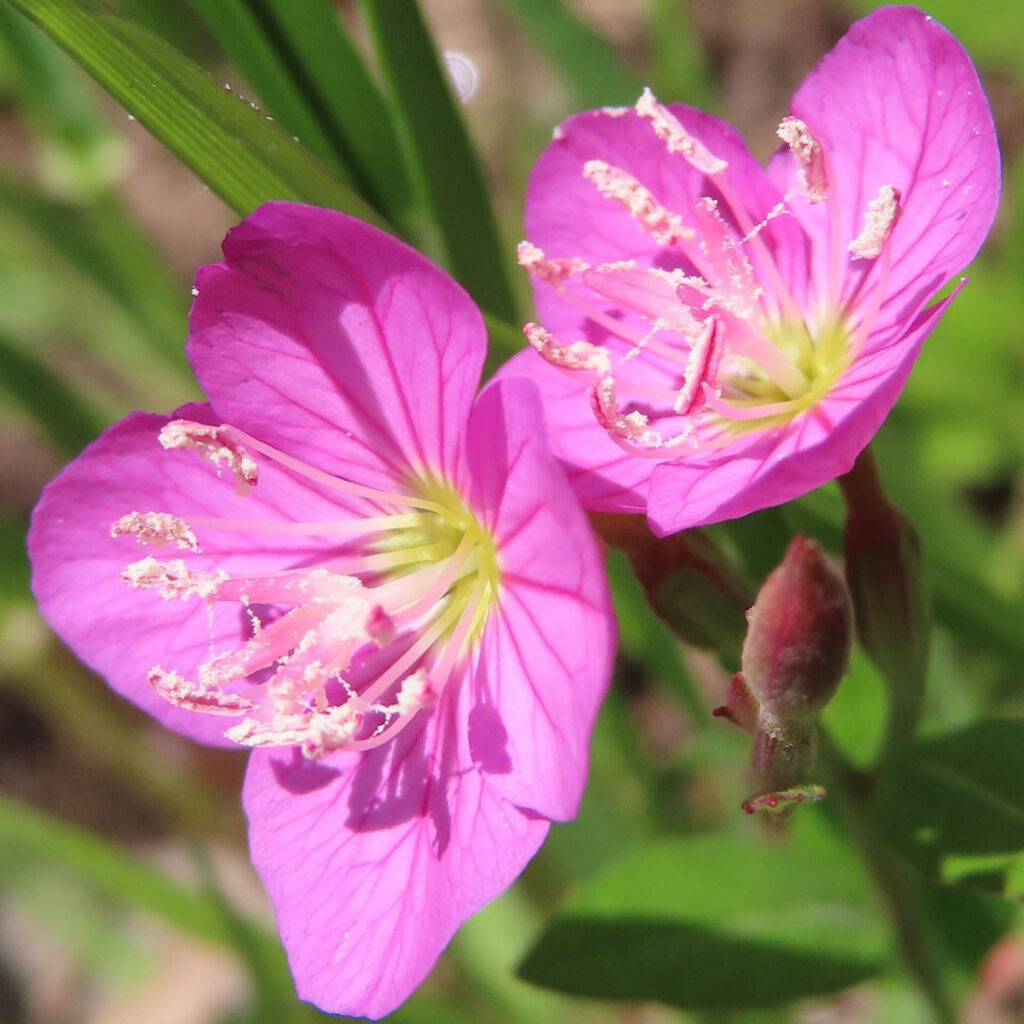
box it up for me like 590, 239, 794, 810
359, 0, 518, 322
3, 0, 385, 223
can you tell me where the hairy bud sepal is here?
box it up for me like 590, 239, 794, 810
741, 536, 852, 718
728, 536, 852, 815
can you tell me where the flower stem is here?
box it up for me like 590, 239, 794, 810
838, 446, 929, 761
820, 735, 956, 1023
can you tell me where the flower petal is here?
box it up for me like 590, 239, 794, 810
646, 288, 961, 534
188, 202, 485, 490
243, 706, 548, 1019
464, 378, 614, 820
29, 406, 356, 746
773, 7, 1000, 330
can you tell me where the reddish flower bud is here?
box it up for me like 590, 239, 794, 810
721, 536, 852, 814
740, 536, 852, 720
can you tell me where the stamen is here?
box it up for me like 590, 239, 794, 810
222, 426, 446, 515
395, 668, 439, 713
517, 241, 589, 285
148, 667, 255, 715
122, 557, 226, 601
776, 117, 828, 202
701, 382, 803, 421
849, 185, 900, 260
111, 512, 200, 552
159, 420, 259, 495
524, 322, 611, 374
590, 377, 660, 446
186, 512, 424, 538
635, 87, 728, 175
355, 597, 465, 710
675, 318, 717, 416
582, 265, 704, 329
582, 160, 694, 245
692, 198, 763, 321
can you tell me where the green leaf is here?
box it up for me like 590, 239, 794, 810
649, 0, 718, 109
0, 794, 273, 953
875, 719, 1024, 869
359, 0, 518, 323
187, 0, 415, 228
4, 0, 383, 223
495, 0, 641, 107
0, 175, 187, 365
0, 327, 104, 454
519, 815, 889, 1010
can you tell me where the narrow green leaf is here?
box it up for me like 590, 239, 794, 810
648, 0, 718, 109
188, 0, 415, 229
875, 719, 1024, 869
4, 0, 384, 223
0, 175, 186, 365
359, 0, 518, 322
0, 328, 104, 454
519, 816, 889, 1010
0, 794, 264, 950
495, 0, 642, 107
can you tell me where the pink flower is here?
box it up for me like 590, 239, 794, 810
29, 204, 614, 1018
502, 7, 1001, 534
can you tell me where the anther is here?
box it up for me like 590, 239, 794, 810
582, 160, 694, 245
634, 87, 727, 175
590, 377, 659, 445
524, 322, 611, 374
148, 667, 255, 715
111, 511, 200, 552
849, 185, 901, 260
776, 117, 828, 202
122, 557, 227, 601
159, 420, 259, 495
516, 241, 588, 285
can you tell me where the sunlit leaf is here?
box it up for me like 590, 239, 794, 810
875, 720, 1024, 869
187, 0, 415, 229
4, 0, 383, 223
495, 0, 641, 108
519, 815, 889, 1010
359, 0, 517, 322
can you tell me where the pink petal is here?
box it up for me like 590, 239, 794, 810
243, 702, 548, 1019
188, 202, 485, 490
646, 287, 961, 534
464, 379, 614, 820
772, 7, 1000, 332
29, 406, 357, 746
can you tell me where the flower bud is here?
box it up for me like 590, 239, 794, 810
741, 535, 853, 720
719, 536, 852, 815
